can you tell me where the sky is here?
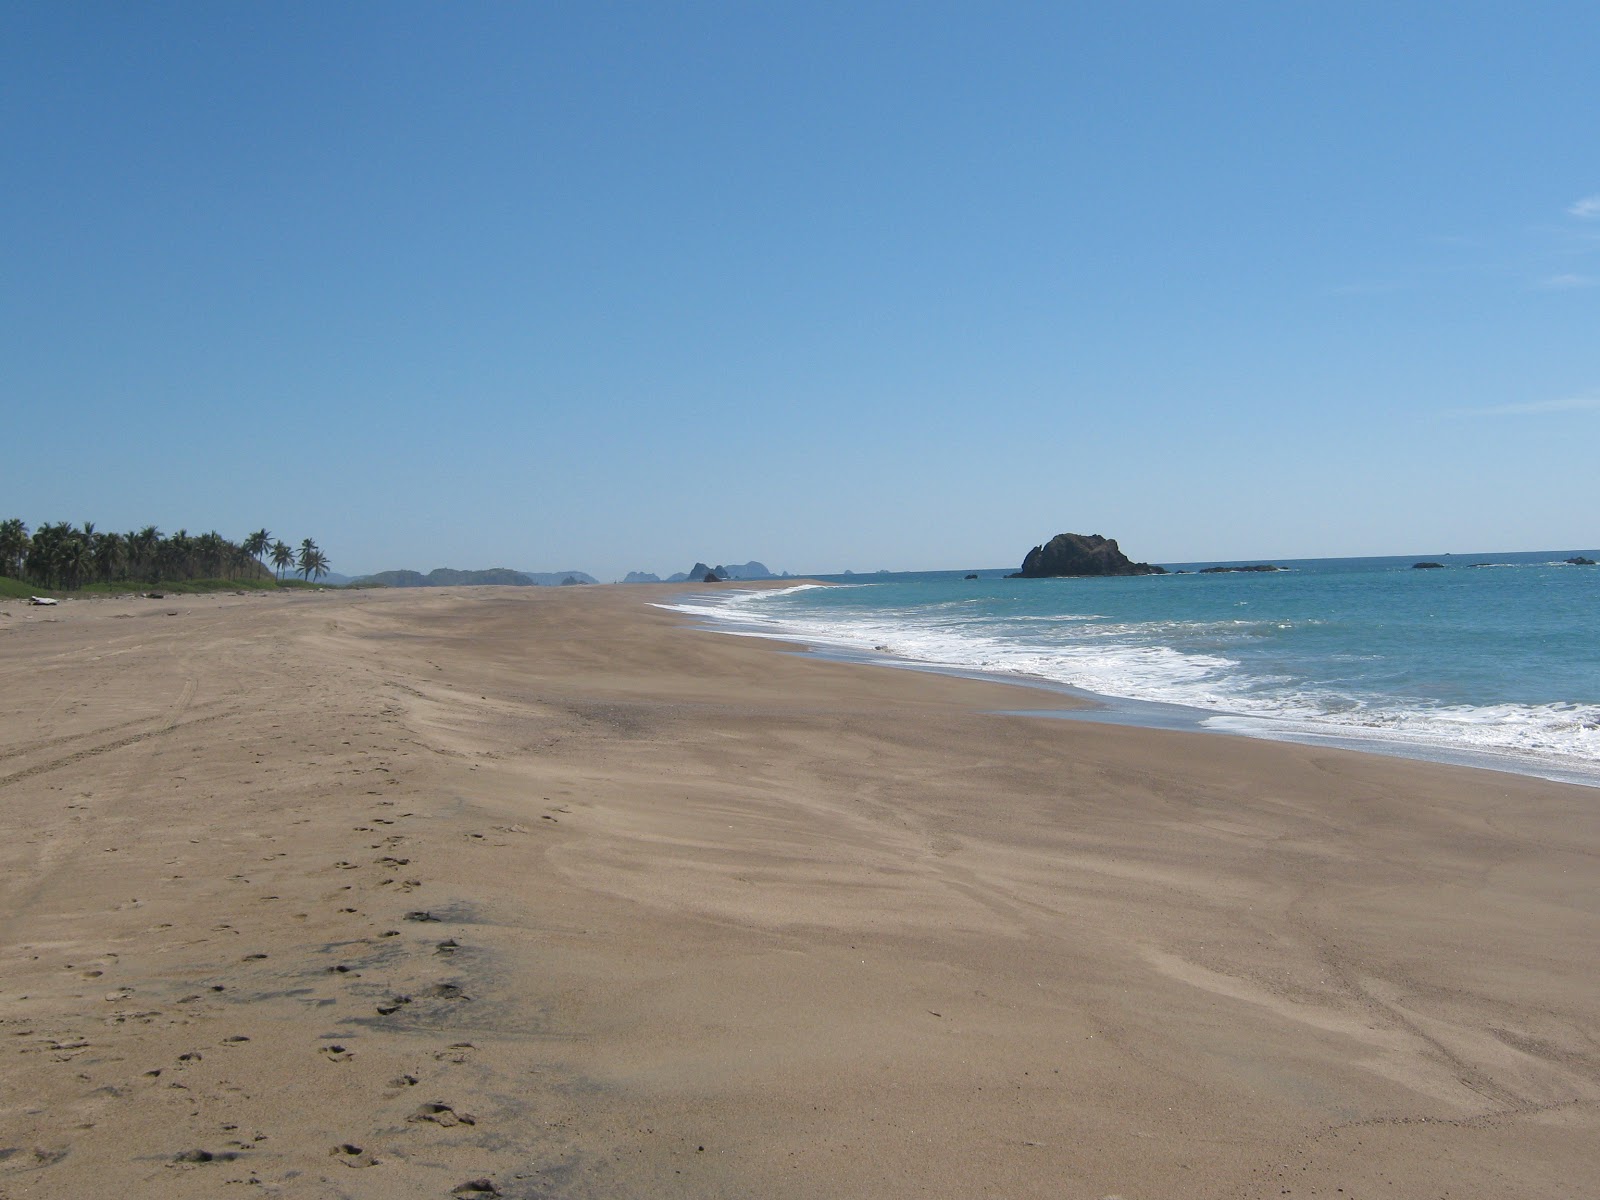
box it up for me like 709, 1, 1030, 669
4, 2, 1598, 579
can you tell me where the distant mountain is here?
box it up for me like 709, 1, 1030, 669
348, 567, 598, 588
622, 571, 662, 584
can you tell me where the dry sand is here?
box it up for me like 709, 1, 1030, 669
1, 584, 1596, 1199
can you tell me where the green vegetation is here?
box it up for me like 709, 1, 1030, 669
0, 518, 334, 593
0, 576, 46, 599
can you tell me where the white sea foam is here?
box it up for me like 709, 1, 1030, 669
655, 585, 1600, 780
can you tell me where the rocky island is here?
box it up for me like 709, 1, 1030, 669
1009, 532, 1167, 578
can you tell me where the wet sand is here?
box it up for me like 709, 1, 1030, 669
1, 584, 1596, 1198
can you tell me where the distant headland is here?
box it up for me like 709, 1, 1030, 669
349, 568, 598, 588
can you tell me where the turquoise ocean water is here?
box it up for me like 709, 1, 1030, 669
661, 551, 1600, 787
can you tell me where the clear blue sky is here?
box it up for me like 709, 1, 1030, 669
4, 2, 1597, 579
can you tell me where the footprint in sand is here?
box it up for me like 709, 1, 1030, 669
434, 1043, 475, 1064
171, 1148, 239, 1164
319, 1044, 354, 1062
409, 1101, 476, 1127
330, 1142, 378, 1168
376, 995, 412, 1016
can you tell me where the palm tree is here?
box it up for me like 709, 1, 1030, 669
305, 547, 331, 582
93, 532, 125, 583
158, 530, 192, 582
243, 529, 271, 568
0, 518, 28, 578
195, 531, 228, 579
66, 538, 95, 589
297, 538, 319, 581
270, 539, 294, 580
127, 526, 159, 579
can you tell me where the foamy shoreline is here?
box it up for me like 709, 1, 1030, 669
661, 572, 1600, 788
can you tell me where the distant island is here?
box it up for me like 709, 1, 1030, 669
1199, 564, 1284, 574
661, 560, 789, 583
1010, 533, 1166, 579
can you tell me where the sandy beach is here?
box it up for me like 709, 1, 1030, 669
1, 584, 1596, 1199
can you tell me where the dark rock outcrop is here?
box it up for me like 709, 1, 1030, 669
1565, 556, 1596, 566
1412, 562, 1446, 570
1199, 564, 1284, 574
1010, 533, 1166, 579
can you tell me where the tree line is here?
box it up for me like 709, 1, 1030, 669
0, 520, 330, 589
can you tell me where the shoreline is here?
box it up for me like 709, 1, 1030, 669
3, 585, 1597, 1198
660, 581, 1600, 790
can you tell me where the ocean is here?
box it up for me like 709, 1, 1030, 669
660, 551, 1600, 788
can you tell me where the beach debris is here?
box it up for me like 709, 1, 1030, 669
27, 596, 58, 606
